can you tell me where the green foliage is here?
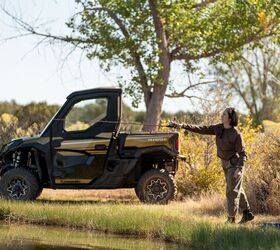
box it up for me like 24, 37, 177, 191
162, 0, 265, 54
66, 0, 280, 106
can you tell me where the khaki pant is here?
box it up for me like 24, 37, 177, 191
221, 160, 250, 217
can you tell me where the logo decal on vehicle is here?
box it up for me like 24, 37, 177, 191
147, 138, 167, 142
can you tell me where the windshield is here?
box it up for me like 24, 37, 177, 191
39, 106, 62, 136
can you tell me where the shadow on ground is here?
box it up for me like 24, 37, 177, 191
36, 199, 140, 205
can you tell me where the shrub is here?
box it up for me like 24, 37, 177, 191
0, 113, 39, 147
245, 132, 280, 215
176, 130, 224, 197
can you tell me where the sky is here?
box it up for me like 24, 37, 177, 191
0, 0, 209, 113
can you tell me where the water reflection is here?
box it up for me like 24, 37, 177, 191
0, 239, 90, 250
0, 224, 187, 249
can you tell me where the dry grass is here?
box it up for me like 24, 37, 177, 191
39, 189, 280, 225
179, 193, 226, 216
40, 188, 137, 202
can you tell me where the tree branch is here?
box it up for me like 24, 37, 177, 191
2, 4, 151, 100
165, 93, 208, 101
227, 65, 255, 115
171, 31, 276, 61
242, 62, 259, 117
165, 80, 215, 98
1, 6, 91, 47
148, 0, 170, 87
172, 49, 221, 61
170, 46, 181, 59
86, 5, 150, 97
90, 7, 130, 39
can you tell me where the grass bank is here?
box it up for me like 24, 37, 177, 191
0, 190, 279, 249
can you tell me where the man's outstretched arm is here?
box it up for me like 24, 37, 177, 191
181, 124, 217, 135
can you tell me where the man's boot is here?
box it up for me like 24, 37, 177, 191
239, 209, 254, 224
226, 216, 235, 224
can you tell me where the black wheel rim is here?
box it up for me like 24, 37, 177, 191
6, 178, 28, 199
145, 178, 168, 202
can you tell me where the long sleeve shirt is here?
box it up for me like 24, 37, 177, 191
182, 123, 247, 167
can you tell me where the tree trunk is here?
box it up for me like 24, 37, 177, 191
142, 0, 171, 132
142, 84, 168, 132
142, 58, 170, 132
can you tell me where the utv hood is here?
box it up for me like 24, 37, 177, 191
1, 136, 39, 155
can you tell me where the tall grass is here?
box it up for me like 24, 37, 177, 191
0, 192, 279, 249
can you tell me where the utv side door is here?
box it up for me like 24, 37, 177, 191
50, 91, 120, 185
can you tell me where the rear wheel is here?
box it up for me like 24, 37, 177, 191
136, 169, 176, 204
0, 168, 40, 201
134, 186, 140, 200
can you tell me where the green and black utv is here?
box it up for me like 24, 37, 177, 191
0, 88, 185, 204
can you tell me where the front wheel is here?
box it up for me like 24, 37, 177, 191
0, 168, 40, 201
136, 169, 177, 204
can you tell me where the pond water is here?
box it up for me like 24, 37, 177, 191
0, 224, 187, 249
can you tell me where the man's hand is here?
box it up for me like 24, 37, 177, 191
234, 168, 242, 179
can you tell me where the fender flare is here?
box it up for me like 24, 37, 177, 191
0, 144, 50, 183
133, 146, 178, 178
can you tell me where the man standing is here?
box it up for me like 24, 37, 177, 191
170, 107, 254, 223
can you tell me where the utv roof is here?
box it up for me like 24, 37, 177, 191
67, 87, 122, 99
